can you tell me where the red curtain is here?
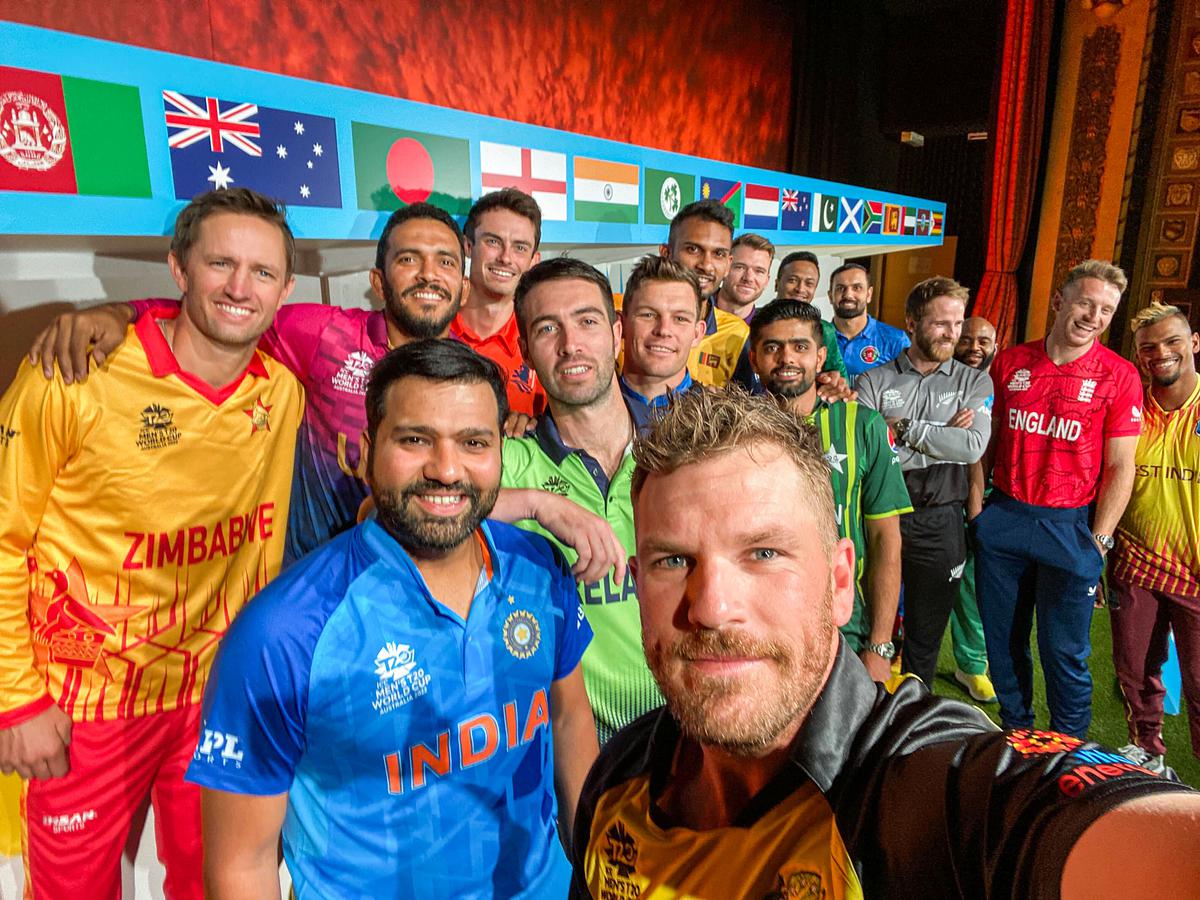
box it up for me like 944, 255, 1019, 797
973, 0, 1054, 346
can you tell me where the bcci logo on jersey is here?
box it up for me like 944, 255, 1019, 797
503, 610, 541, 660
373, 641, 431, 716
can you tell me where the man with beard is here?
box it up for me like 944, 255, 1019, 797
189, 339, 598, 899
569, 387, 1200, 899
830, 262, 910, 381
976, 260, 1142, 738
748, 299, 911, 682
950, 315, 1000, 703
714, 233, 773, 323
856, 277, 992, 688
772, 250, 850, 383
502, 258, 664, 742
450, 188, 547, 417
618, 255, 705, 419
1109, 302, 1200, 775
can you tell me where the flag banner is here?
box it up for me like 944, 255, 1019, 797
864, 200, 883, 235
574, 156, 639, 223
479, 141, 567, 221
931, 210, 944, 236
644, 167, 694, 225
352, 122, 469, 214
700, 176, 743, 228
0, 65, 150, 197
781, 188, 811, 231
884, 204, 903, 235
813, 192, 839, 232
838, 196, 863, 234
903, 206, 918, 235
915, 208, 933, 236
166, 91, 340, 207
743, 183, 779, 230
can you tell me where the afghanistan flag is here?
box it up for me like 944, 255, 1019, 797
352, 122, 471, 215
644, 168, 694, 225
0, 65, 150, 197
700, 176, 743, 228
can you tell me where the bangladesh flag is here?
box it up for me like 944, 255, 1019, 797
352, 122, 471, 215
644, 168, 694, 225
0, 66, 151, 197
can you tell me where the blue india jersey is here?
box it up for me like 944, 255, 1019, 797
185, 517, 592, 899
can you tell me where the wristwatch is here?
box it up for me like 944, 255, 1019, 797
1093, 532, 1115, 552
866, 640, 897, 659
892, 418, 912, 446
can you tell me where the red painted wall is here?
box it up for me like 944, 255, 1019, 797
5, 0, 794, 170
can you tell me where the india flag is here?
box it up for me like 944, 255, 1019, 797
574, 157, 639, 223
479, 141, 568, 221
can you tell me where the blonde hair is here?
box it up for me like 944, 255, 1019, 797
1129, 300, 1190, 335
1061, 259, 1128, 297
631, 385, 837, 551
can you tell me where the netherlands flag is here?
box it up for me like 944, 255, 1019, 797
743, 184, 780, 230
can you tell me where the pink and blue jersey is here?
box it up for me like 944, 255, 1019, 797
185, 518, 591, 899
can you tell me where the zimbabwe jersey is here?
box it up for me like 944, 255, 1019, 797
1113, 379, 1200, 598
501, 415, 663, 744
688, 306, 749, 387
571, 643, 1192, 899
806, 401, 912, 644
991, 339, 1142, 508
0, 311, 302, 726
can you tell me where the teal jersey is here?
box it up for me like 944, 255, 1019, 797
806, 401, 912, 645
501, 421, 662, 743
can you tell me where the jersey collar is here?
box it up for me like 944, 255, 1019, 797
533, 396, 650, 466
449, 311, 521, 355
894, 349, 954, 377
137, 308, 270, 405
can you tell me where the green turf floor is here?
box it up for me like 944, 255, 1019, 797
930, 607, 1198, 788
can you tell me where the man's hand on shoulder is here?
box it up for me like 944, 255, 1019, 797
493, 489, 627, 586
503, 411, 537, 438
816, 371, 856, 403
0, 704, 72, 779
28, 302, 136, 384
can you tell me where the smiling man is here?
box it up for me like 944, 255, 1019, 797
189, 339, 597, 899
830, 262, 910, 380
0, 189, 304, 899
975, 260, 1143, 738
569, 387, 1200, 900
714, 233, 774, 323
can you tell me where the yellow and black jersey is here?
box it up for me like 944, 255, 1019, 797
570, 642, 1193, 899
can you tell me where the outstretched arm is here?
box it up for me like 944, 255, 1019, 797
202, 789, 287, 900
492, 489, 627, 586
28, 302, 138, 383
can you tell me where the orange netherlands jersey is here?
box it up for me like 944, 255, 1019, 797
0, 311, 303, 725
1113, 380, 1200, 599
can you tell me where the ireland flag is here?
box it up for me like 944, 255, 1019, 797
351, 122, 472, 215
644, 168, 694, 225
0, 65, 150, 197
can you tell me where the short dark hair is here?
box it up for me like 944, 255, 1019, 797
464, 188, 543, 249
829, 262, 869, 284
512, 257, 616, 339
667, 199, 734, 248
905, 276, 970, 321
622, 255, 703, 319
778, 250, 819, 274
365, 338, 508, 440
375, 203, 466, 272
731, 232, 776, 259
171, 188, 295, 279
749, 298, 824, 346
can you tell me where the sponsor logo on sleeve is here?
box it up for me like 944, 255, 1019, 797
195, 728, 245, 767
1132, 405, 1142, 425
1057, 746, 1161, 797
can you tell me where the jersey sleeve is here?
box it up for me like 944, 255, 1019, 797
821, 320, 851, 383
185, 588, 311, 795
852, 366, 882, 411
0, 362, 83, 726
1105, 358, 1144, 438
550, 546, 593, 680
858, 406, 913, 519
906, 369, 993, 464
255, 303, 335, 377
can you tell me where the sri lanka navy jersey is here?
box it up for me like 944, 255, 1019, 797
449, 311, 546, 417
502, 411, 664, 744
570, 642, 1193, 899
806, 401, 912, 648
835, 315, 910, 381
688, 306, 749, 387
1113, 379, 1200, 598
0, 311, 302, 726
186, 518, 591, 899
991, 339, 1142, 508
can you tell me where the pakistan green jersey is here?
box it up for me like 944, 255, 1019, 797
806, 400, 912, 649
501, 414, 662, 743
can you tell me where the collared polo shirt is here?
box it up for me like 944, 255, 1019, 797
835, 315, 910, 380
449, 311, 546, 417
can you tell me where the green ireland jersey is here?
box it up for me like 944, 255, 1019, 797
805, 400, 912, 647
501, 434, 663, 744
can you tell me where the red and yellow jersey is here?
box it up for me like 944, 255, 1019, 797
687, 306, 749, 388
0, 311, 303, 725
1113, 380, 1200, 599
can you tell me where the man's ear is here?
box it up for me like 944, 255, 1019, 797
659, 243, 670, 259
829, 537, 856, 628
369, 268, 386, 304
167, 252, 188, 297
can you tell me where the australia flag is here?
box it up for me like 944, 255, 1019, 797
163, 91, 341, 207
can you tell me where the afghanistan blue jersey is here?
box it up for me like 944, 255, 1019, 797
186, 518, 592, 899
836, 315, 911, 381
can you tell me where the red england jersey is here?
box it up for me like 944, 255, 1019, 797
991, 339, 1142, 508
